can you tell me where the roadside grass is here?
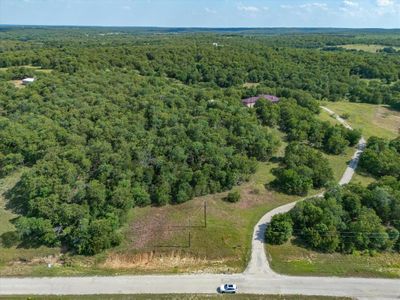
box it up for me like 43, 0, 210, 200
318, 101, 400, 140
0, 295, 351, 300
351, 171, 377, 187
337, 44, 400, 53
323, 147, 354, 182
266, 241, 400, 278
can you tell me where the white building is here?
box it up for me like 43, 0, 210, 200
22, 78, 35, 85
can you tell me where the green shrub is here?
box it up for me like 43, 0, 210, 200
225, 191, 241, 203
265, 213, 293, 245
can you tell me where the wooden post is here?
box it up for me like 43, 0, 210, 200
204, 201, 207, 228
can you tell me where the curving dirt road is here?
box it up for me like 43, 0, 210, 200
1, 107, 399, 299
246, 106, 367, 275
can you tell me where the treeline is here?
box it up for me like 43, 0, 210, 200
359, 137, 400, 178
266, 136, 400, 253
0, 33, 399, 106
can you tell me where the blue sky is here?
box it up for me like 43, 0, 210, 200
1, 0, 399, 28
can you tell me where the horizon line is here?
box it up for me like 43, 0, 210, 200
1, 24, 399, 30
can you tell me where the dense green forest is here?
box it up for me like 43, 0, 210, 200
266, 136, 400, 254
0, 27, 399, 254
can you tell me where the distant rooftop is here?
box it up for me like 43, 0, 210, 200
242, 94, 280, 105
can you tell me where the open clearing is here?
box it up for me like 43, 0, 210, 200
319, 101, 399, 140
337, 44, 400, 53
319, 101, 399, 186
266, 242, 400, 278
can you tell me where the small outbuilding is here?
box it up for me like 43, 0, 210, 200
242, 94, 280, 108
22, 77, 35, 85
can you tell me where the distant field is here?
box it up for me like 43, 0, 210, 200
0, 295, 351, 300
338, 44, 400, 53
267, 242, 400, 278
0, 65, 52, 73
319, 102, 400, 140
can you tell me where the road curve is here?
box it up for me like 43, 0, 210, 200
245, 106, 367, 276
2, 107, 399, 299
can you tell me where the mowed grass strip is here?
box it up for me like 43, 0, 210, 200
267, 242, 400, 278
0, 294, 352, 300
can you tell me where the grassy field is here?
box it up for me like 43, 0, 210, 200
0, 295, 351, 300
319, 101, 399, 140
266, 242, 400, 278
318, 101, 399, 186
338, 44, 400, 53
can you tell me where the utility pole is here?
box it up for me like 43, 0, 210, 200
188, 231, 191, 248
204, 201, 207, 228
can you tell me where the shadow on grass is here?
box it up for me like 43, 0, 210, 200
4, 180, 29, 215
0, 231, 19, 248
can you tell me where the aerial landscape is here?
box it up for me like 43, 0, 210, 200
0, 0, 399, 299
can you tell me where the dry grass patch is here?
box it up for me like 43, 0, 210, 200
102, 251, 228, 273
9, 80, 25, 89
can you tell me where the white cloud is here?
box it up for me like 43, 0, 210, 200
122, 5, 131, 10
205, 7, 217, 14
300, 2, 328, 10
237, 5, 260, 12
376, 0, 394, 6
343, 0, 359, 7
262, 6, 269, 11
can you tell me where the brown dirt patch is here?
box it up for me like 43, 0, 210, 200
373, 106, 400, 135
10, 80, 25, 89
102, 250, 233, 273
